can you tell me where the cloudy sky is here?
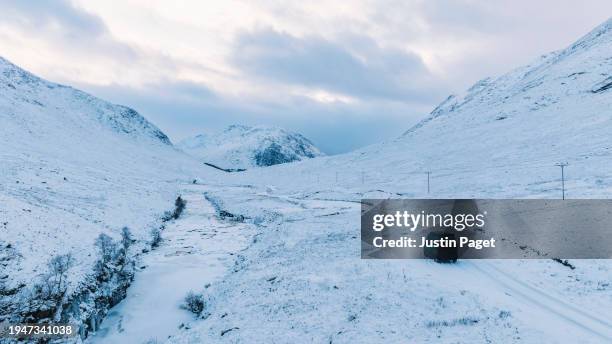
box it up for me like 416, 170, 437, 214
1, 1, 611, 153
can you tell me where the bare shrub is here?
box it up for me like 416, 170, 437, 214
47, 254, 74, 297
173, 196, 186, 219
95, 233, 117, 264
426, 316, 479, 328
161, 210, 173, 222
150, 227, 162, 248
182, 291, 205, 316
160, 196, 187, 223
22, 253, 74, 322
121, 227, 134, 251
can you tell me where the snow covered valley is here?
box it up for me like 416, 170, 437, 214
3, 17, 612, 344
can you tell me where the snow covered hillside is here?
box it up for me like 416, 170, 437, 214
0, 56, 206, 334
177, 125, 324, 169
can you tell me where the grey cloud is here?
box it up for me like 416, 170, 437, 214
420, 1, 509, 35
0, 0, 137, 59
232, 28, 444, 103
78, 79, 432, 154
0, 0, 106, 34
134, 80, 217, 103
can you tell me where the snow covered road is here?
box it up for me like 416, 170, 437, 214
87, 185, 254, 343
471, 261, 612, 342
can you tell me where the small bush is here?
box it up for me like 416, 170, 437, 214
498, 310, 512, 319
182, 291, 205, 316
44, 253, 74, 304
47, 254, 74, 291
95, 233, 117, 264
426, 316, 479, 328
121, 227, 134, 251
93, 232, 134, 282
161, 210, 173, 222
161, 196, 187, 222
173, 196, 186, 219
150, 227, 162, 248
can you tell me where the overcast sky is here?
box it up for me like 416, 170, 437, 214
1, 1, 611, 153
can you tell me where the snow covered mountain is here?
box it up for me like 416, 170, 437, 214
0, 57, 171, 146
177, 125, 324, 169
0, 56, 205, 332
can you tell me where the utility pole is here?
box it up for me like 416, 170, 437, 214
426, 171, 431, 194
555, 162, 568, 200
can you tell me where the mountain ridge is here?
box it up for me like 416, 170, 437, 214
0, 56, 171, 145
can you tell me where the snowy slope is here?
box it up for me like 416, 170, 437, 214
177, 125, 324, 169
0, 57, 170, 146
0, 56, 207, 329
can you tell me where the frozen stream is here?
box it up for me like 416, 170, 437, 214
87, 185, 252, 343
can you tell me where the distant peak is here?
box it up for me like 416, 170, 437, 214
178, 124, 323, 168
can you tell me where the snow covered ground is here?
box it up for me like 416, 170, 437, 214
159, 178, 611, 343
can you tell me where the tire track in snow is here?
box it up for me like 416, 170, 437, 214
469, 261, 612, 342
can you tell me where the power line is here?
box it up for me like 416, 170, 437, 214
555, 162, 569, 200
